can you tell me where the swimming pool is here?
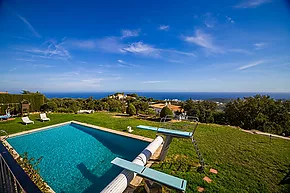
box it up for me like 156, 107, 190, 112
7, 122, 150, 193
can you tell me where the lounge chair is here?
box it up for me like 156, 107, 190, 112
40, 113, 50, 121
21, 117, 34, 125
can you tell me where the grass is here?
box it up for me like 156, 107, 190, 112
1, 112, 290, 193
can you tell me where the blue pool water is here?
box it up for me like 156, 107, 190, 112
7, 123, 149, 193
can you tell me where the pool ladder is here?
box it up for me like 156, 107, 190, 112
0, 130, 9, 141
192, 136, 205, 172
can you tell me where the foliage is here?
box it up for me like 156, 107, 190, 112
160, 106, 173, 118
15, 152, 50, 192
126, 103, 136, 116
0, 93, 45, 114
225, 95, 290, 135
183, 100, 218, 123
132, 101, 149, 114
1, 112, 289, 193
127, 93, 138, 98
107, 99, 124, 112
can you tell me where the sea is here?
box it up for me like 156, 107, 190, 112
43, 92, 290, 101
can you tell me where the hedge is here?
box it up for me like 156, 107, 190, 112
0, 94, 45, 114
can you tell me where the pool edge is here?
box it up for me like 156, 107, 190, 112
3, 121, 160, 192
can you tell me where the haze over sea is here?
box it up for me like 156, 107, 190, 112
44, 92, 290, 101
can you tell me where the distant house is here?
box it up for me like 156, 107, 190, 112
0, 91, 8, 94
150, 102, 183, 115
108, 93, 127, 100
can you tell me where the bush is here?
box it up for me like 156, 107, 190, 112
126, 104, 136, 116
160, 106, 173, 118
0, 93, 45, 114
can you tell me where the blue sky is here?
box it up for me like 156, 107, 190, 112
0, 0, 289, 93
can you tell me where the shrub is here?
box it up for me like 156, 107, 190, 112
0, 93, 45, 114
160, 106, 173, 118
126, 104, 136, 116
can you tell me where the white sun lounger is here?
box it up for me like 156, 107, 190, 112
40, 113, 50, 121
111, 157, 187, 192
21, 117, 34, 125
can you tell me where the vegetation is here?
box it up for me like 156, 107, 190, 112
183, 100, 218, 123
0, 92, 45, 114
225, 95, 290, 136
126, 103, 136, 116
183, 95, 290, 136
0, 112, 289, 192
160, 106, 173, 118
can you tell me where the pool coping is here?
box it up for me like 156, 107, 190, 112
2, 121, 161, 192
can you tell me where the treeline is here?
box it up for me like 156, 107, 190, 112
183, 95, 290, 136
40, 97, 155, 115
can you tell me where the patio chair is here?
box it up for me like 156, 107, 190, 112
21, 117, 34, 125
40, 113, 50, 121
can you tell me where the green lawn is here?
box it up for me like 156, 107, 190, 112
1, 112, 290, 193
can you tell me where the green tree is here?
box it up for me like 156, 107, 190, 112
126, 103, 136, 116
224, 95, 290, 135
107, 99, 123, 112
160, 106, 173, 118
133, 101, 149, 114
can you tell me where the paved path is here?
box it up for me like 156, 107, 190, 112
242, 129, 290, 140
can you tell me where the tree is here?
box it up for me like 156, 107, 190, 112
126, 104, 136, 116
107, 99, 123, 112
160, 106, 173, 118
132, 101, 149, 114
224, 95, 290, 135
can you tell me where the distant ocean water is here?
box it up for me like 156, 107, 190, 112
44, 92, 290, 101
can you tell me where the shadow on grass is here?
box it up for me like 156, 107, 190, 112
278, 167, 290, 192
114, 114, 130, 117
279, 167, 290, 185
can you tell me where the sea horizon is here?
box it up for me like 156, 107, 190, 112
43, 91, 290, 100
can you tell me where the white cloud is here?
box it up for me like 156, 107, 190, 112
235, 0, 271, 8
121, 29, 140, 39
122, 42, 158, 56
161, 49, 196, 57
141, 80, 169, 84
9, 68, 17, 72
183, 29, 221, 53
117, 60, 127, 64
23, 39, 71, 60
254, 43, 267, 50
17, 15, 41, 38
67, 37, 197, 58
117, 59, 138, 67
238, 60, 265, 70
159, 25, 170, 31
226, 16, 235, 23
